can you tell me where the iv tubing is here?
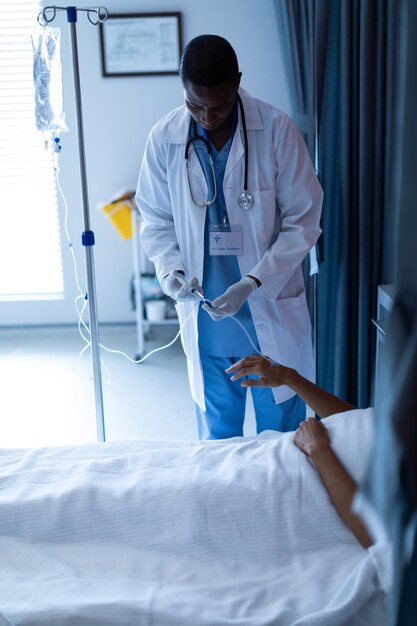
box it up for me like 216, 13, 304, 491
56, 160, 262, 382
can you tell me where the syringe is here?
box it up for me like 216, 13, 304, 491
176, 274, 212, 306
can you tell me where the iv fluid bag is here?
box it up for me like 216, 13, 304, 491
32, 27, 68, 133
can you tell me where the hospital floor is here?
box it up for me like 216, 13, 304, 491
0, 323, 257, 448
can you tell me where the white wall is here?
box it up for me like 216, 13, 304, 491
1, 0, 291, 326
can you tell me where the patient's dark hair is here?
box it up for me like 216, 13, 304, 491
179, 35, 239, 87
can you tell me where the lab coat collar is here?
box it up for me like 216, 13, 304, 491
237, 88, 263, 131
164, 87, 263, 145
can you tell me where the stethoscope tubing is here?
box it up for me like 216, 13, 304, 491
236, 94, 249, 193
184, 93, 251, 206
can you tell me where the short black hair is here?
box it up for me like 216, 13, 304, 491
179, 34, 239, 87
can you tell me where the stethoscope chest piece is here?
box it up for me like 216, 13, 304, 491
237, 191, 254, 210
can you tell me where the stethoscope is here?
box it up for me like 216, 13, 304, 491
184, 93, 254, 210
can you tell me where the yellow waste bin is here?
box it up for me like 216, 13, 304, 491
99, 190, 137, 240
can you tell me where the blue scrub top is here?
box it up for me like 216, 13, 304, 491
190, 121, 259, 357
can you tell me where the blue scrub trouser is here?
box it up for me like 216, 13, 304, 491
195, 355, 306, 440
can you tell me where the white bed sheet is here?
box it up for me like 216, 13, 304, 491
0, 408, 389, 626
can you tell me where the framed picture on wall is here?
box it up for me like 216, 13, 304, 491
99, 12, 182, 77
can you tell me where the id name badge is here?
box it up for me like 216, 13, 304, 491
209, 224, 243, 256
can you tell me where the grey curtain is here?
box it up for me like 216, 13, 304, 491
314, 0, 399, 407
362, 1, 417, 623
274, 0, 316, 156
274, 0, 319, 348
275, 0, 398, 406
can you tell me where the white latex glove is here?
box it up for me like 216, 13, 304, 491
161, 270, 202, 302
202, 277, 258, 320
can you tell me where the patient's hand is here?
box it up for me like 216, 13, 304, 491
226, 355, 290, 387
294, 418, 331, 458
294, 418, 374, 549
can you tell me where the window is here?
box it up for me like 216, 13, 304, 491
0, 0, 64, 301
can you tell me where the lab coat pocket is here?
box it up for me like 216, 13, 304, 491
277, 291, 311, 350
246, 189, 277, 241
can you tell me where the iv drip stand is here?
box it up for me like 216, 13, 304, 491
39, 5, 108, 442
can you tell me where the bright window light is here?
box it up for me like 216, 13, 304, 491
0, 0, 64, 301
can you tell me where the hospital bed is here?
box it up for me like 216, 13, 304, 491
0, 408, 389, 626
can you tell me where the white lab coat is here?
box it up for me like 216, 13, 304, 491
136, 88, 323, 409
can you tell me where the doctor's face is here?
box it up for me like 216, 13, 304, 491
183, 78, 240, 133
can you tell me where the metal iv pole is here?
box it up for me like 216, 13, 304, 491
38, 5, 108, 442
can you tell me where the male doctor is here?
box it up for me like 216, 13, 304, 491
136, 35, 323, 439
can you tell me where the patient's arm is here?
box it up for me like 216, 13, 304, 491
226, 355, 355, 418
294, 418, 374, 549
